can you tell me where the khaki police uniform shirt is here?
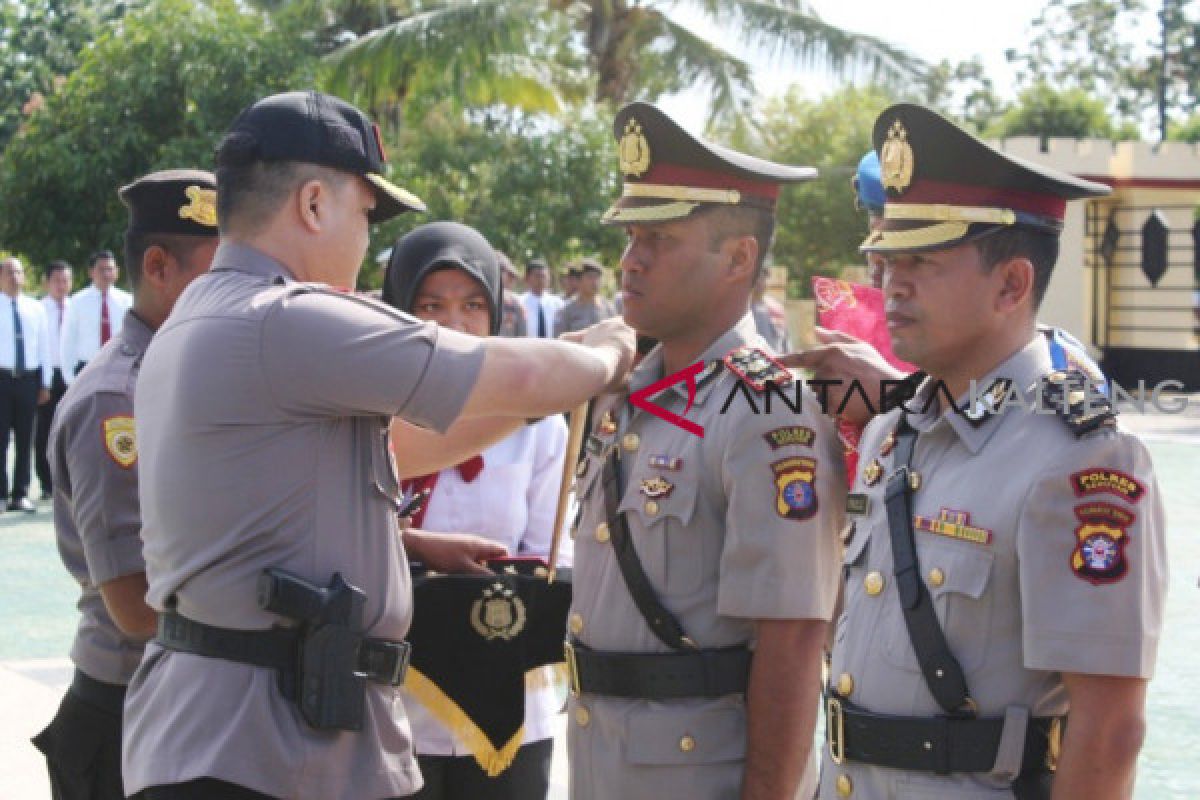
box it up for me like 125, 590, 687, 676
50, 311, 152, 685
567, 314, 845, 800
122, 243, 485, 800
555, 296, 617, 336
820, 336, 1167, 799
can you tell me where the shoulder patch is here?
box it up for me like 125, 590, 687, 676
763, 425, 815, 450
723, 346, 792, 393
772, 456, 818, 520
102, 415, 137, 468
1071, 468, 1145, 503
1040, 369, 1116, 437
1071, 502, 1134, 584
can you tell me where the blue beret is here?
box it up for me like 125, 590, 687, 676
853, 150, 885, 215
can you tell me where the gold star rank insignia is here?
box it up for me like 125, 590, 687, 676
103, 416, 137, 468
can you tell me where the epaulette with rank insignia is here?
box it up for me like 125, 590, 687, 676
1041, 369, 1117, 437
723, 346, 792, 393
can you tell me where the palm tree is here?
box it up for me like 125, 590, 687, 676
315, 0, 924, 127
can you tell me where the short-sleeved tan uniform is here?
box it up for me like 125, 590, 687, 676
122, 243, 486, 800
49, 311, 153, 685
567, 314, 845, 800
820, 336, 1167, 799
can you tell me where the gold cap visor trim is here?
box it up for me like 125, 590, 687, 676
885, 203, 1017, 226
602, 200, 701, 225
365, 172, 427, 217
623, 182, 742, 205
860, 221, 971, 253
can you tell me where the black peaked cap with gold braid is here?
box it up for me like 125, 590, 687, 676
862, 103, 1110, 254
602, 102, 816, 225
118, 169, 219, 237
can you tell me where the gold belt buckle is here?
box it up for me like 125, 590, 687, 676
827, 695, 846, 765
563, 641, 581, 696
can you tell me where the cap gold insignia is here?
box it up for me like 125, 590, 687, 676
880, 119, 914, 194
618, 118, 651, 177
178, 185, 217, 227
470, 581, 526, 641
103, 415, 137, 468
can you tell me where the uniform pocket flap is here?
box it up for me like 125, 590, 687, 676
619, 471, 699, 527
625, 703, 746, 766
926, 545, 994, 600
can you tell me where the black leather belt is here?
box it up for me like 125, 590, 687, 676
827, 694, 1060, 775
69, 668, 126, 716
564, 639, 751, 700
156, 610, 411, 686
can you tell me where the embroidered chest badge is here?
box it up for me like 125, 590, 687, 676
772, 456, 818, 520
914, 508, 993, 546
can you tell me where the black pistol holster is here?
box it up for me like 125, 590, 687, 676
156, 569, 410, 732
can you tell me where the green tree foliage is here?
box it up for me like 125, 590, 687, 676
320, 0, 925, 131
1007, 0, 1200, 138
727, 85, 893, 295
1169, 112, 1200, 140
359, 102, 625, 288
990, 83, 1118, 139
0, 0, 316, 271
0, 0, 133, 150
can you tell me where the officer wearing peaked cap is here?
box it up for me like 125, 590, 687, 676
567, 101, 845, 800
819, 104, 1167, 799
32, 169, 218, 800
120, 91, 635, 800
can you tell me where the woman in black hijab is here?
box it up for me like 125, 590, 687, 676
383, 221, 570, 800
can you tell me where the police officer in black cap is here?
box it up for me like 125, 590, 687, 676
817, 104, 1166, 799
32, 169, 219, 800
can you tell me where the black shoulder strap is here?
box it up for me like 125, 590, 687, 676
600, 442, 696, 652
884, 416, 973, 714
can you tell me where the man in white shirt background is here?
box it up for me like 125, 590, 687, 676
0, 257, 51, 512
520, 258, 564, 339
61, 250, 132, 383
36, 259, 71, 498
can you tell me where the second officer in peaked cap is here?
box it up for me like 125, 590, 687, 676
567, 101, 846, 800
821, 104, 1166, 799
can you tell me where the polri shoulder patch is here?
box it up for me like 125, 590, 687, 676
103, 415, 137, 468
1071, 468, 1144, 503
723, 346, 792, 393
1071, 502, 1134, 584
763, 425, 814, 450
772, 456, 817, 520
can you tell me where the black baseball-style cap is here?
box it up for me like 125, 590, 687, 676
862, 103, 1110, 254
119, 169, 219, 237
216, 90, 425, 223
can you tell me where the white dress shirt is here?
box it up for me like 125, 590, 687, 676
403, 415, 575, 755
61, 284, 132, 383
0, 293, 52, 387
41, 294, 69, 370
520, 291, 565, 338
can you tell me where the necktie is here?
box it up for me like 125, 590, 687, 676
100, 289, 111, 345
537, 301, 547, 337
12, 298, 24, 376
56, 298, 64, 330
